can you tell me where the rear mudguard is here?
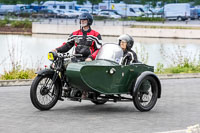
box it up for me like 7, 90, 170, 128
35, 69, 63, 100
132, 71, 161, 98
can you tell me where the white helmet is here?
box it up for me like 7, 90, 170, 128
118, 34, 134, 50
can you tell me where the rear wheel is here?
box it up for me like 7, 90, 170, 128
30, 74, 60, 111
133, 76, 158, 112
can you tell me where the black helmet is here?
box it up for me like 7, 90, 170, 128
79, 13, 93, 26
118, 34, 134, 50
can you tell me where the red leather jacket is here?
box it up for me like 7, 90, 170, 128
56, 27, 102, 60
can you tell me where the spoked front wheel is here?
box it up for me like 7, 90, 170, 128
30, 74, 60, 111
133, 76, 159, 112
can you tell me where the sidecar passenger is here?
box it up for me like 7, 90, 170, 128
118, 34, 138, 65
96, 43, 138, 66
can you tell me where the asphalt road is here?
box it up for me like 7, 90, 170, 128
0, 78, 200, 133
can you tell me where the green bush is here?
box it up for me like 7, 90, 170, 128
155, 63, 164, 74
4, 16, 11, 24
155, 44, 200, 74
120, 16, 165, 22
135, 17, 165, 22
94, 16, 111, 20
163, 65, 200, 74
155, 65, 200, 74
0, 20, 7, 27
155, 60, 200, 74
0, 69, 36, 80
11, 19, 32, 28
19, 13, 31, 18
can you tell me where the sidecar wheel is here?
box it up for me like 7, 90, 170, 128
91, 99, 107, 105
30, 75, 60, 111
133, 76, 158, 112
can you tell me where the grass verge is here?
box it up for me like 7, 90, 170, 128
0, 69, 36, 80
0, 18, 32, 28
155, 63, 200, 74
131, 25, 200, 30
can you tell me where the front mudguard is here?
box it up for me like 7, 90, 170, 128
36, 69, 55, 76
35, 69, 63, 100
132, 71, 161, 98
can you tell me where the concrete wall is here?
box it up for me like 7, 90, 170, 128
32, 23, 200, 39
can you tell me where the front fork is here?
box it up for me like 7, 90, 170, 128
56, 70, 71, 100
50, 70, 66, 101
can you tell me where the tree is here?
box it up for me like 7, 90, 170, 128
140, 0, 146, 5
34, 0, 47, 5
194, 0, 200, 5
76, 0, 86, 5
123, 0, 140, 4
0, 0, 18, 4
114, 0, 121, 3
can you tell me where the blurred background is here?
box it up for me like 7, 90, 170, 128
0, 0, 200, 79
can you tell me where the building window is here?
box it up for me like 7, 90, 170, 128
53, 5, 57, 8
130, 8, 135, 13
59, 6, 66, 9
69, 5, 72, 9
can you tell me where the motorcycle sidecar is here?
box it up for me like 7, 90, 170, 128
65, 43, 161, 111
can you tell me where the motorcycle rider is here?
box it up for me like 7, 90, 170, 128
53, 13, 102, 61
118, 34, 138, 65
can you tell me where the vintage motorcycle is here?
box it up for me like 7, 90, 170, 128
30, 43, 161, 112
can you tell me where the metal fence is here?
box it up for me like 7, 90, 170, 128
34, 17, 136, 26
1, 15, 199, 27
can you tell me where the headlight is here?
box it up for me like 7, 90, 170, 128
48, 51, 58, 61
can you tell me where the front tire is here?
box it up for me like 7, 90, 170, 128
133, 76, 158, 112
30, 74, 60, 111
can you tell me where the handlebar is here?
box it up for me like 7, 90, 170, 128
57, 53, 83, 59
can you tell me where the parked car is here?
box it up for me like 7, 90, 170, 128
64, 10, 81, 18
98, 11, 121, 19
143, 7, 154, 16
164, 3, 190, 21
30, 5, 45, 13
91, 9, 99, 15
53, 9, 66, 18
100, 9, 122, 16
197, 9, 200, 19
190, 8, 198, 20
19, 6, 36, 14
0, 5, 20, 15
32, 9, 57, 18
78, 8, 91, 13
17, 6, 36, 18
